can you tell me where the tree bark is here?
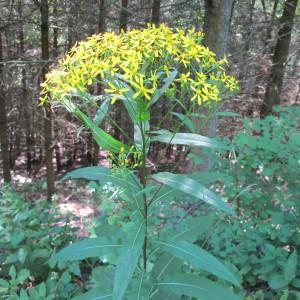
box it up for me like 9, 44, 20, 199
203, 0, 234, 59
18, 0, 33, 172
151, 0, 161, 25
187, 0, 234, 172
261, 0, 298, 115
120, 0, 129, 32
0, 29, 11, 183
41, 0, 55, 200
264, 0, 279, 53
98, 0, 106, 34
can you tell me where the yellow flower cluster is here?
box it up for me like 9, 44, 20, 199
41, 24, 238, 105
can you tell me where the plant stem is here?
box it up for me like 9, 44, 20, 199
139, 120, 148, 271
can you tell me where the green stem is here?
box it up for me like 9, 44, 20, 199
138, 120, 148, 271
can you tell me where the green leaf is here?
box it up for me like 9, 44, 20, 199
0, 279, 9, 288
11, 231, 26, 247
17, 269, 30, 283
38, 282, 46, 297
152, 240, 240, 286
268, 251, 298, 290
152, 253, 181, 280
284, 250, 297, 282
155, 274, 240, 300
93, 100, 109, 126
151, 132, 225, 150
19, 289, 29, 300
149, 70, 178, 106
91, 266, 115, 293
134, 122, 150, 153
63, 167, 141, 194
63, 166, 116, 183
152, 172, 234, 215
75, 107, 128, 153
170, 214, 215, 243
72, 289, 112, 300
171, 112, 196, 132
9, 265, 16, 280
53, 237, 122, 262
18, 248, 27, 264
112, 221, 145, 300
63, 99, 127, 153
268, 274, 288, 290
111, 77, 150, 152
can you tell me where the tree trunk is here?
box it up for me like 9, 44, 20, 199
120, 0, 129, 32
187, 0, 234, 172
114, 0, 132, 144
203, 0, 234, 59
41, 0, 55, 200
18, 0, 33, 172
0, 30, 11, 183
98, 0, 106, 33
261, 0, 298, 115
151, 0, 161, 25
264, 0, 279, 53
91, 0, 107, 166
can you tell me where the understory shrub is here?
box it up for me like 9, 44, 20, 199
200, 106, 300, 299
0, 186, 82, 299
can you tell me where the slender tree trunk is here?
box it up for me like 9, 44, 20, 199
187, 0, 234, 172
114, 0, 132, 144
0, 30, 11, 183
18, 0, 33, 172
264, 0, 279, 53
67, 0, 76, 50
120, 0, 129, 32
52, 0, 62, 172
261, 0, 298, 115
41, 0, 55, 200
203, 0, 234, 59
91, 0, 107, 166
98, 0, 106, 33
151, 0, 161, 25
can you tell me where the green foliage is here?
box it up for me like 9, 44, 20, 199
44, 26, 242, 299
0, 187, 81, 299
201, 106, 300, 299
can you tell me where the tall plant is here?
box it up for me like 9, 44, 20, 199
42, 24, 241, 300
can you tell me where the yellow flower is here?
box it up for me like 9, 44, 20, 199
131, 75, 154, 100
41, 24, 238, 107
177, 72, 191, 84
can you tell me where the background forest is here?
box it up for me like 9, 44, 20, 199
0, 0, 299, 299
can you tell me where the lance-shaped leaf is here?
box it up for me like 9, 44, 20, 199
168, 214, 215, 243
63, 98, 128, 153
171, 112, 196, 133
155, 274, 241, 300
62, 166, 118, 183
149, 70, 178, 106
152, 172, 234, 215
75, 107, 128, 153
62, 166, 141, 194
112, 221, 145, 300
110, 77, 150, 152
72, 289, 112, 300
53, 237, 122, 262
152, 240, 240, 287
151, 131, 225, 149
93, 100, 110, 126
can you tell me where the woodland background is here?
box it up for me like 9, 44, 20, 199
0, 1, 300, 299
0, 0, 299, 194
